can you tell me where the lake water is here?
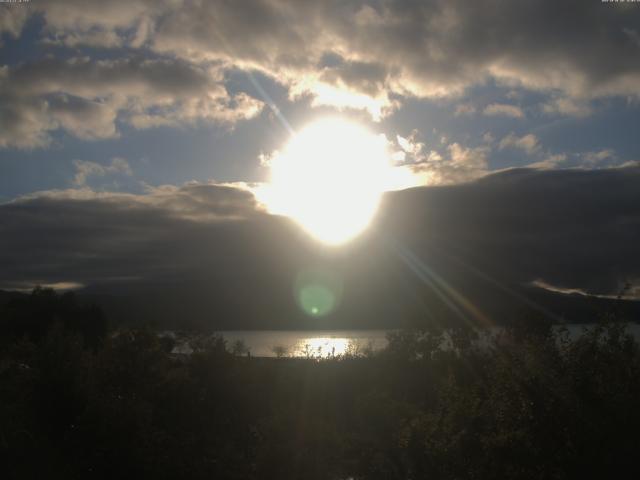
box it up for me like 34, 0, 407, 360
220, 330, 389, 358
169, 330, 389, 358
168, 324, 640, 358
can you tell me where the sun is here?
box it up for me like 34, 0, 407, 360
259, 118, 392, 245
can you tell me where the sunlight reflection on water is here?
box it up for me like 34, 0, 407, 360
167, 324, 640, 358
219, 330, 388, 358
294, 337, 351, 358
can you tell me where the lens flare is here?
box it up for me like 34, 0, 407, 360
295, 268, 344, 317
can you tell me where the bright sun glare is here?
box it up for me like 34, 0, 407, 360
260, 118, 392, 245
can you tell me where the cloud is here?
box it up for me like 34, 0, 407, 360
454, 103, 476, 116
527, 149, 625, 170
42, 30, 126, 49
35, 0, 157, 30
396, 132, 426, 159
541, 96, 592, 117
409, 142, 489, 185
4, 0, 640, 124
7, 281, 85, 293
483, 103, 524, 118
499, 133, 540, 155
388, 132, 490, 186
299, 56, 396, 119
582, 149, 616, 166
0, 56, 263, 148
482, 132, 495, 144
527, 153, 568, 170
48, 94, 120, 140
12, 181, 262, 223
530, 279, 639, 301
0, 5, 30, 40
73, 157, 133, 186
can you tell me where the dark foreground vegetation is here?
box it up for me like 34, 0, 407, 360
2, 288, 640, 479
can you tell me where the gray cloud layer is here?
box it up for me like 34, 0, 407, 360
39, 0, 639, 98
0, 56, 262, 148
3, 0, 640, 147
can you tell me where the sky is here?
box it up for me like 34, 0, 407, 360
1, 0, 639, 325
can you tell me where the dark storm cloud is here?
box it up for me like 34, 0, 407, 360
5, 56, 222, 98
149, 0, 640, 99
0, 56, 262, 148
319, 59, 389, 98
0, 5, 29, 40
1, 167, 638, 328
3, 0, 639, 143
36, 0, 640, 96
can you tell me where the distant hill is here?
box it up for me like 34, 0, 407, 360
0, 289, 27, 306
3, 167, 639, 331
3, 283, 636, 332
